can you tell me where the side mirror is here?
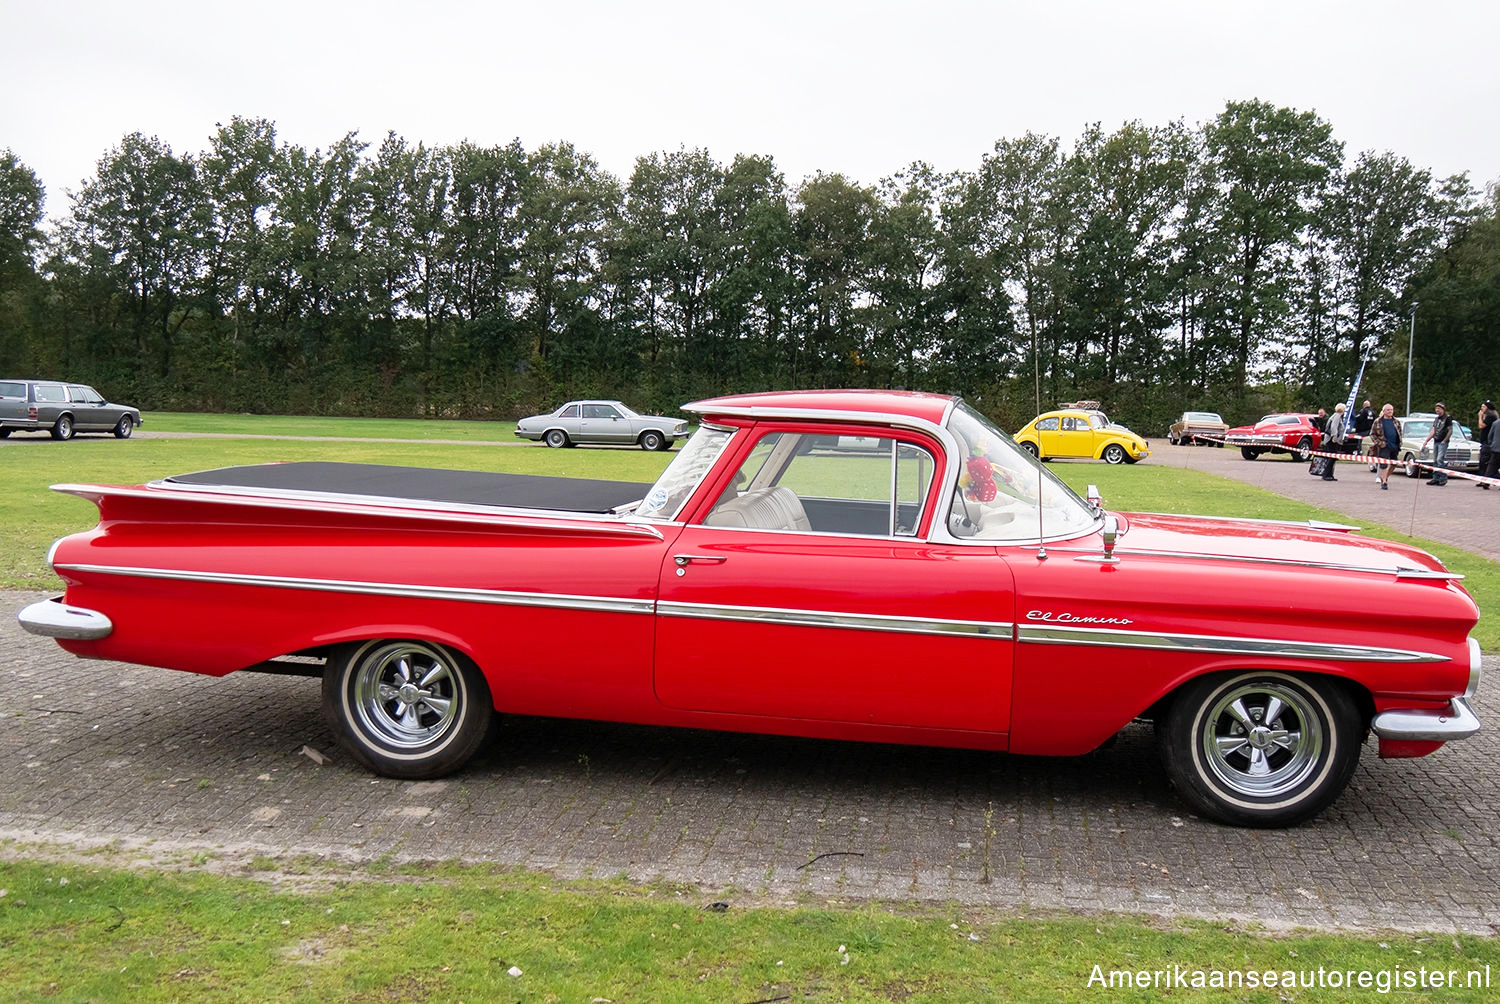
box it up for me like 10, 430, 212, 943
1101, 514, 1119, 560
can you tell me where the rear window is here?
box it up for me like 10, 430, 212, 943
0, 382, 25, 399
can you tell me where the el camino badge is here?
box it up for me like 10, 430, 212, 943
1026, 610, 1134, 626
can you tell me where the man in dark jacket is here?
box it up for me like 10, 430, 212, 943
1477, 401, 1497, 483
1353, 400, 1376, 470
1422, 403, 1454, 486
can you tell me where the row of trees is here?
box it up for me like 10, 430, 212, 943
1, 99, 1494, 432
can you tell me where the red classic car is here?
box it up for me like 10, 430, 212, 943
18, 390, 1482, 827
1225, 413, 1324, 460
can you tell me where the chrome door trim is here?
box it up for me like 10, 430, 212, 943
657, 599, 1014, 640
1017, 623, 1449, 663
53, 563, 656, 616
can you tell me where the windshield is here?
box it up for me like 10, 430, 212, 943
636, 424, 736, 519
945, 402, 1099, 541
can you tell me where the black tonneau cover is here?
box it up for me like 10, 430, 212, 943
165, 462, 651, 514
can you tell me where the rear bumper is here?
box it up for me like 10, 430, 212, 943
1371, 698, 1481, 742
17, 598, 114, 640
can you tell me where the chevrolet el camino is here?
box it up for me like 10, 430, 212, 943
18, 390, 1482, 827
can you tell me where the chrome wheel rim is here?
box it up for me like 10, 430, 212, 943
351, 642, 463, 750
1200, 681, 1324, 798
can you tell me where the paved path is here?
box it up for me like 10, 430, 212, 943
1146, 439, 1500, 561
4, 443, 1498, 934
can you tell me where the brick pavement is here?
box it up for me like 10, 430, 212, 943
4, 586, 1497, 934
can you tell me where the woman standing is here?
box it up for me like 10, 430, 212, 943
1371, 404, 1402, 490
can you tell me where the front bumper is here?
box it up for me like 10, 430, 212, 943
1371, 698, 1481, 741
17, 598, 114, 640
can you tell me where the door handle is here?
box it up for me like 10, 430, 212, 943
674, 554, 728, 566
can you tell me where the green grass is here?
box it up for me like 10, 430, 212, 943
1, 857, 1494, 1003
145, 411, 525, 440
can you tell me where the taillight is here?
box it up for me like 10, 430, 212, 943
28, 406, 36, 419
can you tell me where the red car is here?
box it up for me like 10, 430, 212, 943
1225, 413, 1324, 460
19, 390, 1481, 827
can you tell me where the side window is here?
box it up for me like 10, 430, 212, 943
0, 382, 25, 399
559, 404, 580, 419
704, 432, 934, 537
1036, 418, 1059, 431
70, 386, 103, 404
1060, 417, 1077, 431
583, 404, 619, 419
33, 384, 66, 403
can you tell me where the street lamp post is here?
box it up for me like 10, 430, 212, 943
1405, 302, 1419, 416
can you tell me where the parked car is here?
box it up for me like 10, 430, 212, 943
1395, 414, 1481, 478
1167, 411, 1228, 446
1010, 409, 1151, 465
0, 379, 142, 440
20, 389, 1480, 827
1225, 413, 1323, 461
514, 400, 688, 450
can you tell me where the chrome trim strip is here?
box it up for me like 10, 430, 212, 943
1466, 637, 1482, 698
1372, 698, 1481, 741
18, 598, 114, 640
1043, 545, 1460, 580
53, 564, 656, 616
52, 483, 664, 540
658, 600, 1014, 640
1017, 623, 1449, 663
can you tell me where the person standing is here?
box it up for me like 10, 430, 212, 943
1483, 415, 1500, 489
1372, 404, 1401, 490
1477, 401, 1497, 485
1353, 399, 1376, 471
1320, 403, 1347, 481
1422, 403, 1453, 486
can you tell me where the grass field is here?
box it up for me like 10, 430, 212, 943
0, 857, 1494, 1003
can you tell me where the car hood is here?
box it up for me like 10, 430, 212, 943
1117, 511, 1446, 574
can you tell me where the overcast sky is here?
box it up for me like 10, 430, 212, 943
5, 0, 1497, 219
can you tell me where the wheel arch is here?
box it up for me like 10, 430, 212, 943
1150, 664, 1374, 730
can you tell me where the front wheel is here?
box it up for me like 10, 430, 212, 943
1101, 444, 1127, 465
639, 430, 664, 451
322, 639, 494, 779
1239, 447, 1260, 461
113, 415, 134, 439
1404, 453, 1421, 478
1158, 671, 1361, 827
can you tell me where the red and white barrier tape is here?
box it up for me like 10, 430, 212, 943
1190, 434, 1500, 487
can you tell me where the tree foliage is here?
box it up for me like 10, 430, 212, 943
4, 103, 1491, 432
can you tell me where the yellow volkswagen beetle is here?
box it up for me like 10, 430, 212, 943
1012, 408, 1151, 464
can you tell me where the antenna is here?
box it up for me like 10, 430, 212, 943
1036, 458, 1047, 560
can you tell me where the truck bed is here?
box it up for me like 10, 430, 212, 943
163, 462, 652, 514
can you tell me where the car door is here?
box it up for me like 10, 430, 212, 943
68, 385, 112, 430
653, 426, 1016, 734
1052, 416, 1093, 459
580, 403, 630, 443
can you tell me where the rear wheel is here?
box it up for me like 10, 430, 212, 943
1020, 441, 1039, 458
50, 414, 74, 440
544, 429, 569, 449
1295, 436, 1313, 461
113, 415, 134, 439
1159, 671, 1361, 827
322, 639, 494, 779
639, 430, 664, 451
